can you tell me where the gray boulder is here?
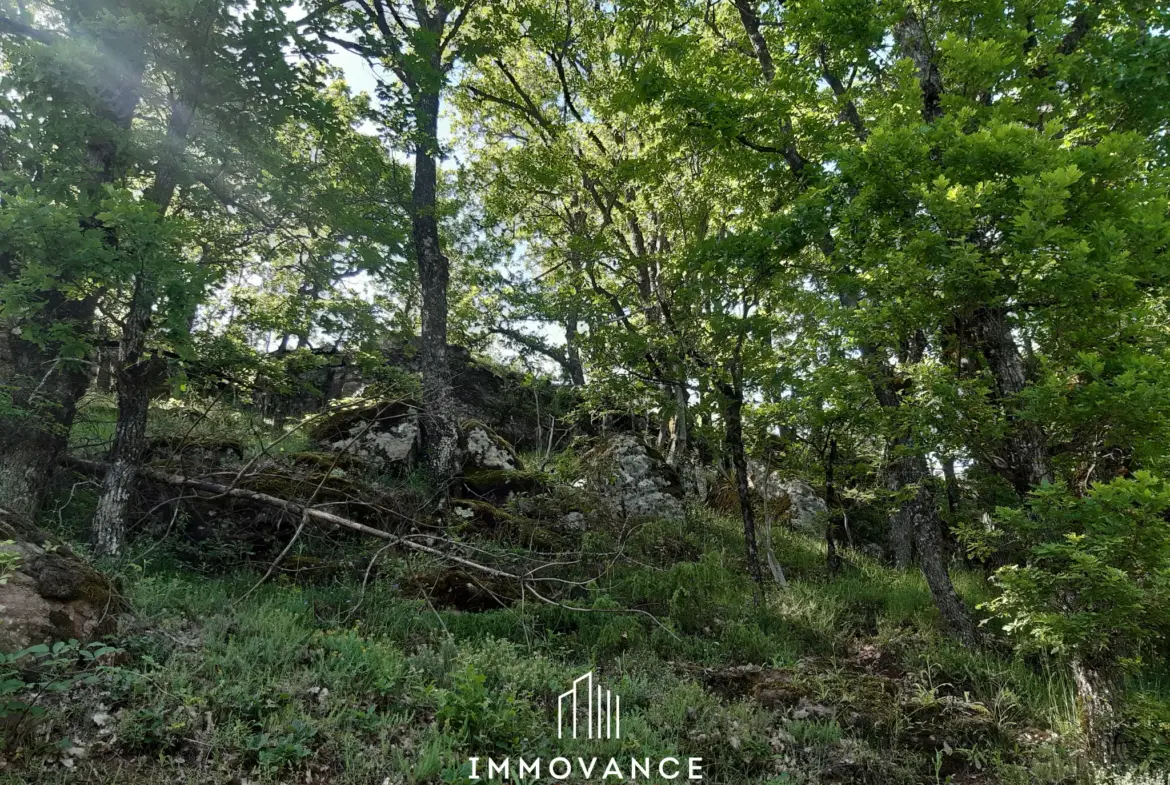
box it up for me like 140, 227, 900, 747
309, 400, 419, 471
583, 434, 686, 521
753, 469, 829, 536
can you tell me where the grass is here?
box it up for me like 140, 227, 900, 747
4, 494, 1169, 783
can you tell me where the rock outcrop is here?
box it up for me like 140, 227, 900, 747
255, 340, 575, 452
461, 421, 521, 471
775, 479, 830, 536
583, 434, 686, 521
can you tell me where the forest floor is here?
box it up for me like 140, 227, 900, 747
6, 505, 1167, 785
2, 398, 1168, 784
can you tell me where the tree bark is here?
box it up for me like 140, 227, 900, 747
563, 310, 586, 386
968, 306, 1052, 496
906, 451, 980, 646
941, 455, 960, 518
91, 278, 152, 556
0, 292, 96, 519
722, 381, 767, 593
668, 373, 690, 465
1071, 658, 1119, 764
886, 436, 918, 569
825, 437, 844, 575
412, 86, 460, 495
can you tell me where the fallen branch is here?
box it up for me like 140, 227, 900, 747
65, 456, 519, 580
63, 456, 680, 637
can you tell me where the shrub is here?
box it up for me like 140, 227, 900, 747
979, 472, 1170, 760
983, 473, 1170, 662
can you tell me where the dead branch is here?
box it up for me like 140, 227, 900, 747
63, 456, 677, 636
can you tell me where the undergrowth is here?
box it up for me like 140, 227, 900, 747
2, 507, 1168, 784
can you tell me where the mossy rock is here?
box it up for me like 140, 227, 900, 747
460, 468, 549, 501
451, 499, 521, 529
243, 470, 365, 504
286, 451, 370, 472
307, 399, 416, 443
0, 541, 122, 651
450, 499, 567, 550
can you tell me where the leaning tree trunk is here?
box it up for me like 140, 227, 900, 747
868, 336, 979, 643
412, 88, 460, 496
1071, 658, 1119, 764
891, 449, 981, 646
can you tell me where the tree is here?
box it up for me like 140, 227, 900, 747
981, 474, 1170, 762
304, 0, 485, 499
91, 0, 324, 555
1, 1, 147, 520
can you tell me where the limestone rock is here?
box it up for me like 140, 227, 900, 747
309, 400, 419, 472
583, 434, 685, 521
750, 467, 829, 536
0, 540, 119, 651
462, 421, 521, 471
776, 479, 829, 536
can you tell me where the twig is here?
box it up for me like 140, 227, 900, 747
235, 512, 307, 605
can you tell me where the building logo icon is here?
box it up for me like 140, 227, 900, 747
557, 671, 620, 740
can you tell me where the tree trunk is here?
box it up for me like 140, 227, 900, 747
871, 344, 978, 642
941, 455, 960, 518
412, 88, 460, 495
824, 437, 843, 575
733, 0, 975, 639
723, 382, 766, 593
0, 293, 96, 519
886, 437, 917, 569
969, 306, 1052, 496
1071, 658, 1118, 764
668, 374, 689, 465
564, 310, 586, 386
90, 278, 152, 556
90, 96, 194, 555
894, 450, 981, 645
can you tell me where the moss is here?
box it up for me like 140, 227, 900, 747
287, 451, 369, 472
451, 499, 519, 528
460, 468, 548, 499
307, 399, 415, 443
451, 499, 567, 550
244, 471, 365, 503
